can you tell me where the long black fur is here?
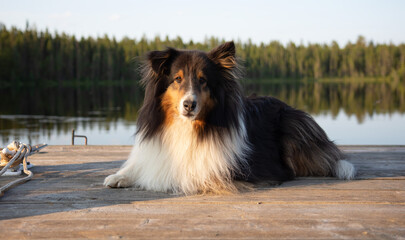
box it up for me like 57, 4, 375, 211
136, 41, 348, 183
241, 96, 343, 182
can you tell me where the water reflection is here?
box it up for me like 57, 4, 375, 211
0, 81, 404, 145
243, 80, 405, 123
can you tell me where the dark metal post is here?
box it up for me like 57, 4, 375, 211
71, 129, 88, 145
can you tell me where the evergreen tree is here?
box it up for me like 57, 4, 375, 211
0, 25, 404, 86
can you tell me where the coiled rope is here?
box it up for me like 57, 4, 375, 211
0, 142, 47, 196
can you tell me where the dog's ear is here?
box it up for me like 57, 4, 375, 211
147, 48, 177, 75
208, 41, 236, 69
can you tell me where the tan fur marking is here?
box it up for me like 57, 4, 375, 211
192, 120, 206, 132
173, 69, 183, 82
197, 71, 205, 80
197, 176, 237, 195
216, 53, 236, 69
161, 86, 184, 126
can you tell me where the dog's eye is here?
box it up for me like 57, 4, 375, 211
174, 76, 182, 83
199, 78, 207, 84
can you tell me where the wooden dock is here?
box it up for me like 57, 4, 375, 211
0, 145, 404, 239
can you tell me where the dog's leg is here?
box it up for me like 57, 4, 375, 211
104, 145, 139, 188
104, 172, 133, 188
280, 108, 356, 179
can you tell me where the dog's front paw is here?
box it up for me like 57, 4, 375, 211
104, 174, 133, 188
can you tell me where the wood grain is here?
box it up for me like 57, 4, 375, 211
0, 145, 404, 239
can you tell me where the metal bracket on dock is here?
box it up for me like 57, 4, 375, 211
71, 129, 88, 145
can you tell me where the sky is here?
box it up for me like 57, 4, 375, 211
0, 0, 404, 46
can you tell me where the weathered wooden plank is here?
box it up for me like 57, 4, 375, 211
1, 190, 403, 210
340, 145, 405, 152
2, 178, 405, 192
1, 179, 404, 204
0, 203, 404, 239
0, 145, 404, 239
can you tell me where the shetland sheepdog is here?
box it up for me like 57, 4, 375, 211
104, 41, 355, 194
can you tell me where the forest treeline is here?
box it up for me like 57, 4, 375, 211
1, 24, 405, 86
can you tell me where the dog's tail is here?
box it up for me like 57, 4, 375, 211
280, 108, 355, 180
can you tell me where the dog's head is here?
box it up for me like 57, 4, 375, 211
137, 42, 243, 139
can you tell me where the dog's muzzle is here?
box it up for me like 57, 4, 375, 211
180, 94, 198, 118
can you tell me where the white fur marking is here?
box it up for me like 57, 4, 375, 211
335, 160, 356, 180
104, 112, 250, 194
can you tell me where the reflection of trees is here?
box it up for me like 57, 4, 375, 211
0, 81, 404, 143
0, 116, 136, 145
0, 85, 143, 144
244, 80, 405, 123
0, 85, 143, 119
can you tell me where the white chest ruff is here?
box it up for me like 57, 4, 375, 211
121, 118, 250, 194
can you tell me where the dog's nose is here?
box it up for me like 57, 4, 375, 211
183, 100, 197, 112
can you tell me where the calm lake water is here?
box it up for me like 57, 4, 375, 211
1, 81, 404, 146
